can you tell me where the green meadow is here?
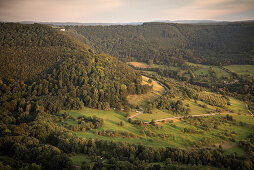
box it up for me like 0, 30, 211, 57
225, 65, 254, 76
58, 107, 254, 156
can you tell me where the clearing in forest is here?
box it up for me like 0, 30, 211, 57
127, 76, 165, 109
127, 62, 150, 68
224, 65, 254, 76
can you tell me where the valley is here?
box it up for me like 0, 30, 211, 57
0, 22, 254, 170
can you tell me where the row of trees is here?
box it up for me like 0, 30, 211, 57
71, 116, 104, 131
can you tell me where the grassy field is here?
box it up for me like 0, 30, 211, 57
132, 93, 249, 122
224, 65, 254, 76
133, 109, 175, 122
229, 97, 249, 114
60, 108, 139, 134
186, 62, 232, 79
133, 99, 218, 122
127, 76, 165, 109
186, 62, 210, 69
58, 106, 254, 156
127, 61, 168, 69
194, 67, 231, 78
127, 61, 150, 68
70, 154, 91, 167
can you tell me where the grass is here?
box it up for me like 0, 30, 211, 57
127, 61, 168, 70
58, 106, 254, 155
228, 97, 249, 114
133, 109, 175, 122
133, 98, 219, 122
225, 65, 254, 76
60, 108, 139, 134
127, 61, 150, 68
194, 68, 210, 76
183, 99, 217, 115
224, 144, 245, 156
194, 67, 231, 78
127, 76, 165, 109
186, 62, 232, 79
186, 62, 210, 69
212, 67, 231, 78
70, 154, 91, 167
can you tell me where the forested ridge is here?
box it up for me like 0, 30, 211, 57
67, 22, 254, 66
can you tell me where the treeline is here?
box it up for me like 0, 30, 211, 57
67, 22, 254, 66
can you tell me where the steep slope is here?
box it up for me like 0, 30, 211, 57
0, 23, 86, 81
67, 22, 254, 65
0, 23, 151, 122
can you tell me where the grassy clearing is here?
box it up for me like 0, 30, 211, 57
133, 109, 175, 122
186, 62, 210, 69
60, 108, 139, 134
186, 62, 231, 79
194, 68, 210, 76
224, 144, 245, 156
225, 65, 254, 76
127, 76, 165, 109
229, 97, 249, 114
182, 99, 217, 115
127, 62, 150, 68
212, 67, 231, 78
194, 67, 231, 78
133, 99, 218, 122
70, 154, 91, 167
127, 61, 167, 69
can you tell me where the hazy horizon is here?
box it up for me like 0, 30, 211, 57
1, 0, 254, 23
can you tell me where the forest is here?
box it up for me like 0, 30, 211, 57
66, 22, 254, 66
0, 22, 254, 170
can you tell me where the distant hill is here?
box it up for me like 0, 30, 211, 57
66, 22, 254, 66
150, 20, 219, 24
18, 21, 143, 26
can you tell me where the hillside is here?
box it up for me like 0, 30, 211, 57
0, 23, 151, 111
0, 23, 155, 169
66, 22, 254, 66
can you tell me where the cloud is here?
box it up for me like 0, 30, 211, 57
163, 0, 254, 20
0, 0, 253, 22
0, 0, 125, 22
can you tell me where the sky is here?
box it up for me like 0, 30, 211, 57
0, 0, 254, 23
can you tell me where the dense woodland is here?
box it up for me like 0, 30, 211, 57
67, 22, 254, 66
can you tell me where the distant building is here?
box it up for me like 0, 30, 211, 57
60, 28, 65, 32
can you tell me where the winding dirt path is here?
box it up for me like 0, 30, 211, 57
144, 112, 237, 124
245, 103, 253, 116
128, 75, 253, 122
129, 111, 144, 119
